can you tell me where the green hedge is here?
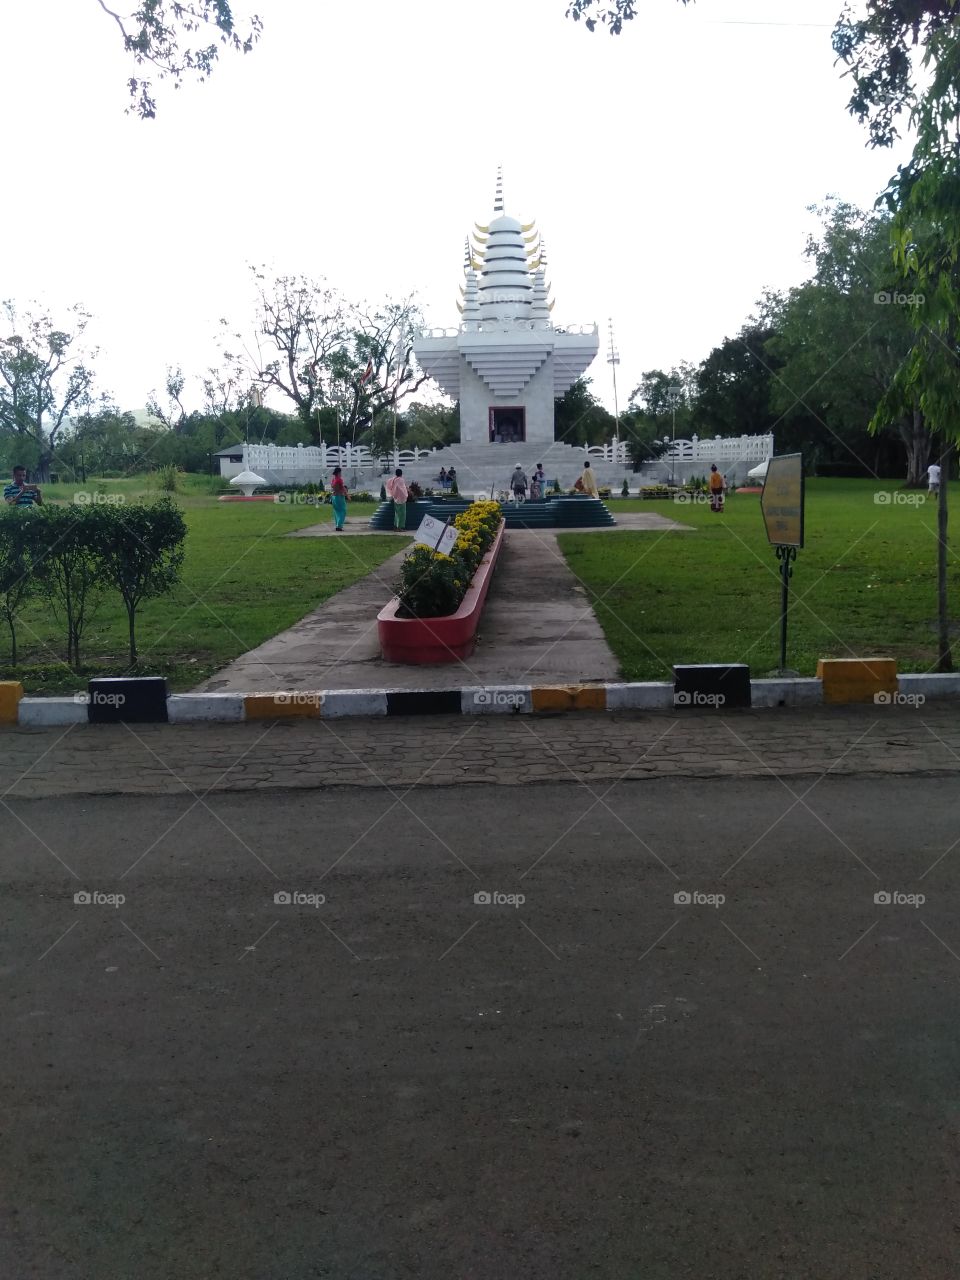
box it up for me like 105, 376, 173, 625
0, 500, 186, 668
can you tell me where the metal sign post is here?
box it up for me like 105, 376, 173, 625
760, 454, 805, 676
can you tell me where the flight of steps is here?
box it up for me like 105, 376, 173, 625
369, 496, 616, 531
376, 442, 632, 495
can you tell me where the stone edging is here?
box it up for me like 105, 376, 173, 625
5, 669, 960, 727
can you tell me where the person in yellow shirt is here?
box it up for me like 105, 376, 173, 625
708, 464, 724, 513
581, 461, 599, 498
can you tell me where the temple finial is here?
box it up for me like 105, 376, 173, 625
463, 237, 471, 271
494, 165, 503, 214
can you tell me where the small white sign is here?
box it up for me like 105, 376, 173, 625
414, 516, 458, 556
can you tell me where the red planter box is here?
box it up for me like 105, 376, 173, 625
378, 522, 505, 664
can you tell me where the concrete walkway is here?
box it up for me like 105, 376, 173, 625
194, 514, 686, 693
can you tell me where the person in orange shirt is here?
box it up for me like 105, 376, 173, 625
708, 464, 724, 514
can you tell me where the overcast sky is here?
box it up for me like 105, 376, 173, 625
0, 0, 911, 416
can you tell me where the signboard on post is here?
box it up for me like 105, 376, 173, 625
761, 453, 804, 548
760, 454, 805, 675
414, 515, 458, 557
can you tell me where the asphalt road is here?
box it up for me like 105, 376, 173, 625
4, 773, 960, 1278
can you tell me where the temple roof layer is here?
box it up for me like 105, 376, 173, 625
415, 171, 598, 400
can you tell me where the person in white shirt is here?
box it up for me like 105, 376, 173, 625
928, 462, 941, 497
385, 468, 409, 530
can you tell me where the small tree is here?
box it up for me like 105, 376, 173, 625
0, 511, 44, 666
94, 500, 187, 665
39, 505, 106, 670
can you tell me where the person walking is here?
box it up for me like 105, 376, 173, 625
438, 467, 448, 491
531, 462, 546, 500
330, 466, 349, 531
708, 463, 724, 513
928, 461, 941, 499
511, 464, 528, 504
580, 461, 599, 498
385, 467, 409, 530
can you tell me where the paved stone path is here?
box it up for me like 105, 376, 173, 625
3, 704, 958, 798
194, 522, 688, 693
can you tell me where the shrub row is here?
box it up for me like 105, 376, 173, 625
396, 500, 502, 619
0, 500, 187, 669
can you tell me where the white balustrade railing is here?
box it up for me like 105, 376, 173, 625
243, 442, 379, 471
583, 441, 631, 465
419, 321, 598, 338
660, 434, 773, 464
241, 437, 641, 473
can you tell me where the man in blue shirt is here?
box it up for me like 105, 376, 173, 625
3, 465, 42, 507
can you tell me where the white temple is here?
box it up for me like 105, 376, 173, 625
413, 172, 600, 450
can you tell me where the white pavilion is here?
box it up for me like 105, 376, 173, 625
414, 173, 599, 451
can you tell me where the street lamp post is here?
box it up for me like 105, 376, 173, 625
607, 318, 621, 461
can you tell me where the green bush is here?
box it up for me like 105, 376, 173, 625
396, 500, 501, 619
621, 478, 630, 497
153, 464, 181, 493
0, 500, 186, 669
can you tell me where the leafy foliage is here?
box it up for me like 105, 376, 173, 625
1, 500, 186, 670
0, 301, 98, 480
554, 377, 616, 446
396, 500, 501, 619
37, 506, 107, 669
564, 1, 956, 148
93, 498, 187, 663
221, 269, 428, 440
832, 1, 960, 147
870, 25, 960, 669
0, 512, 45, 665
95, 0, 264, 119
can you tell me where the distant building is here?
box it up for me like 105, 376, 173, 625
214, 444, 245, 479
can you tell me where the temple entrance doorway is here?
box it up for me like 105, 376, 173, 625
489, 407, 526, 444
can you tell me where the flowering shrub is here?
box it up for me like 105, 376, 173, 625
397, 500, 501, 618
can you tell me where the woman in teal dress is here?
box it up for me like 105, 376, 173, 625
330, 466, 348, 531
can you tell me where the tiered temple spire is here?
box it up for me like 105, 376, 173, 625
460, 171, 552, 326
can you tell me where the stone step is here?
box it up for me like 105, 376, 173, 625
368, 497, 616, 531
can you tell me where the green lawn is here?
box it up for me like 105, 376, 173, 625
2, 475, 398, 694
558, 479, 955, 680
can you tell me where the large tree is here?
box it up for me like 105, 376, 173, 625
222, 270, 429, 443
766, 201, 929, 483
554, 377, 617, 447
871, 25, 960, 671
94, 0, 263, 119
694, 324, 782, 441
565, 0, 957, 146
0, 301, 99, 481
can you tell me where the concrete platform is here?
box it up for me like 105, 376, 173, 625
289, 511, 691, 538
193, 521, 685, 694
